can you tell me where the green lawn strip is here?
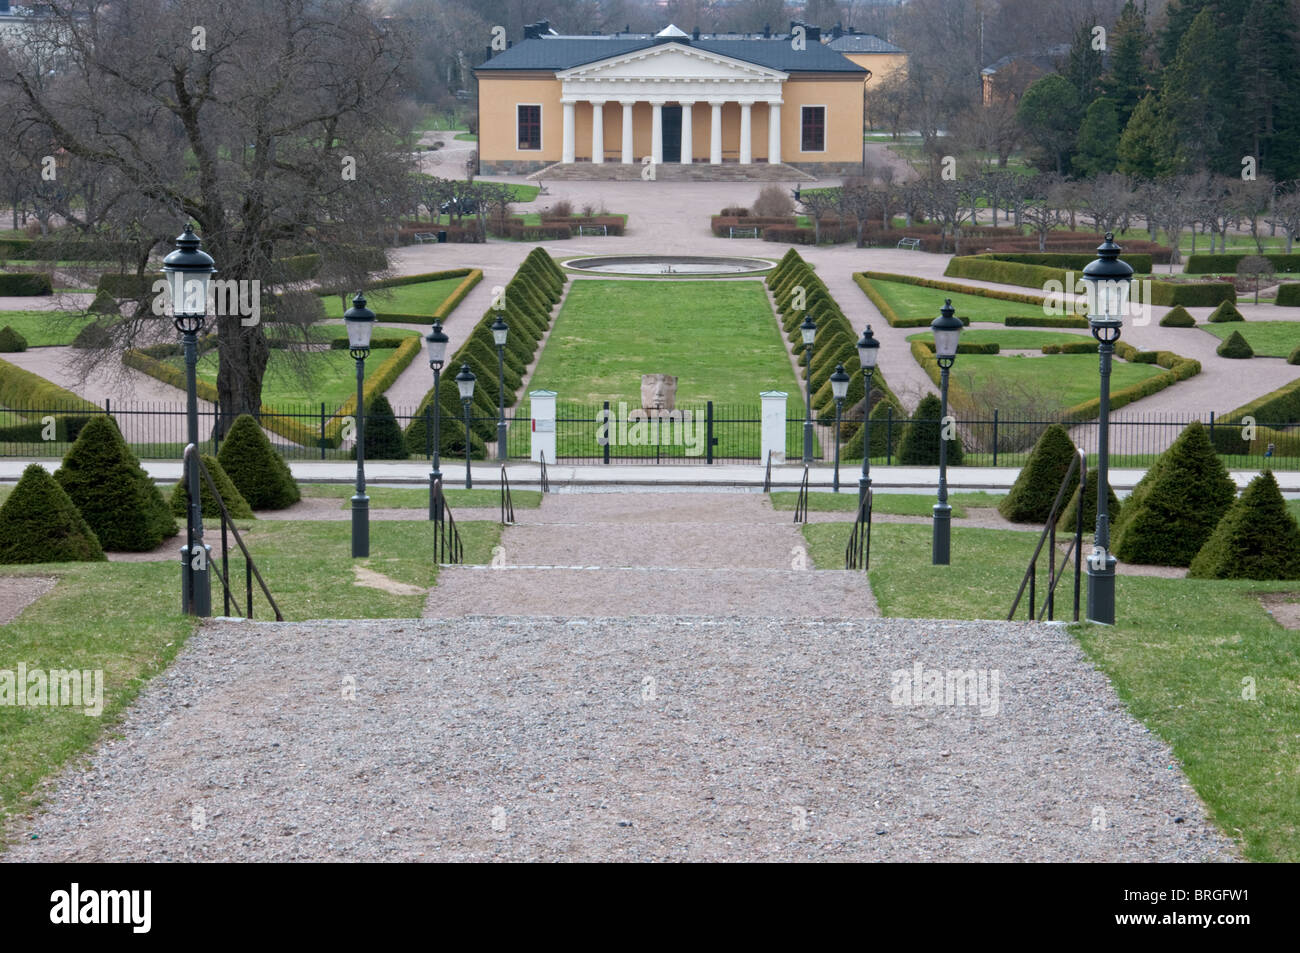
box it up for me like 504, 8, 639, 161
300, 483, 541, 509
771, 490, 1005, 516
320, 278, 466, 318
907, 328, 1089, 350
0, 311, 99, 347
454, 133, 477, 142
867, 278, 1040, 324
166, 348, 393, 410
946, 354, 1165, 410
309, 323, 422, 342
1200, 321, 1300, 358
801, 519, 1300, 861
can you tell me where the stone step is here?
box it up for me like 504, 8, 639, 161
529, 162, 818, 183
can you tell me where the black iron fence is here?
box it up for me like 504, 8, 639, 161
3, 399, 1297, 472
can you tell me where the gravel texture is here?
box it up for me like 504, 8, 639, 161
0, 576, 56, 624
3, 615, 1236, 862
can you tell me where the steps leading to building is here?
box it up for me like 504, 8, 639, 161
528, 162, 819, 182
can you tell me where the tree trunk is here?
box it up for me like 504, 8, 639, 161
215, 317, 270, 437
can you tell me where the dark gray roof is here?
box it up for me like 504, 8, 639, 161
477, 36, 866, 74
826, 34, 903, 54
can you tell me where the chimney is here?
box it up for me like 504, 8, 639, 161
484, 44, 492, 61
806, 24, 820, 42
692, 26, 700, 40
763, 23, 770, 38
832, 22, 843, 40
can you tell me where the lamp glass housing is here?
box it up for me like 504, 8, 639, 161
344, 293, 376, 352
455, 365, 476, 401
857, 327, 880, 370
425, 323, 449, 369
800, 315, 817, 346
830, 365, 850, 401
161, 224, 216, 330
491, 314, 509, 347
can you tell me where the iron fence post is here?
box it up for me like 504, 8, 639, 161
707, 401, 714, 465
603, 400, 610, 465
992, 408, 999, 466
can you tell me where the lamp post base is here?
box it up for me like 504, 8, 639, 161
180, 543, 212, 616
932, 502, 951, 565
803, 422, 813, 465
352, 494, 370, 558
1086, 552, 1117, 625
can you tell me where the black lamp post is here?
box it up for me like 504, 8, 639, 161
425, 321, 449, 522
930, 298, 962, 565
856, 325, 880, 516
491, 312, 509, 461
800, 311, 817, 464
345, 293, 376, 559
456, 363, 476, 489
163, 225, 215, 617
1083, 233, 1132, 625
830, 363, 850, 492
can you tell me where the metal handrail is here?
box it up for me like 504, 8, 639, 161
500, 465, 515, 526
1007, 449, 1086, 623
539, 449, 550, 493
763, 449, 773, 493
433, 478, 464, 565
793, 465, 810, 524
845, 490, 874, 570
183, 444, 283, 621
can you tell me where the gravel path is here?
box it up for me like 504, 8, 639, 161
2, 615, 1236, 862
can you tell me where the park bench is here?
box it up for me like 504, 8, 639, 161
896, 237, 921, 250
728, 225, 759, 239
413, 232, 439, 243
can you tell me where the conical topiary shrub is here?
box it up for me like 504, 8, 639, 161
1289, 344, 1300, 366
1159, 306, 1195, 327
1189, 470, 1300, 579
0, 325, 28, 352
54, 415, 177, 551
169, 453, 254, 520
1112, 421, 1236, 566
216, 414, 301, 510
897, 393, 964, 466
0, 464, 105, 564
1208, 300, 1244, 322
998, 424, 1079, 523
352, 394, 408, 460
1054, 479, 1121, 535
1216, 330, 1253, 358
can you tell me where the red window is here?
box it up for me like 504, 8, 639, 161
518, 105, 541, 150
801, 106, 825, 152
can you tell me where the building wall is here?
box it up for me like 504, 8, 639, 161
782, 75, 863, 164
478, 73, 565, 163
842, 52, 907, 86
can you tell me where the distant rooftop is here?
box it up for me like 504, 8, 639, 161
825, 33, 903, 54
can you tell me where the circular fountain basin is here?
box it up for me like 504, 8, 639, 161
564, 255, 774, 276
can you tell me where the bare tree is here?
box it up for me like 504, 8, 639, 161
797, 189, 839, 245
1078, 172, 1133, 236
1266, 183, 1300, 254
1237, 255, 1274, 304
1021, 174, 1066, 252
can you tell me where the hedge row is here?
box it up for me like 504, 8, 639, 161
944, 256, 1071, 289
1056, 344, 1200, 420
0, 273, 53, 296
914, 340, 1001, 355
852, 274, 971, 328
711, 215, 797, 237
1006, 315, 1090, 328
910, 340, 975, 412
986, 251, 1155, 274
0, 357, 103, 418
1214, 376, 1300, 433
323, 269, 482, 326
323, 335, 422, 446
539, 216, 626, 237
1148, 280, 1237, 307
1275, 283, 1300, 307
0, 237, 137, 261
859, 271, 1049, 306
1184, 253, 1300, 274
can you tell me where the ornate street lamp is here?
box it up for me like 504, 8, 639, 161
456, 363, 477, 489
830, 363, 851, 492
491, 312, 509, 461
800, 311, 817, 464
162, 224, 215, 617
856, 324, 880, 516
930, 298, 962, 565
1083, 233, 1133, 625
345, 293, 376, 558
425, 321, 449, 522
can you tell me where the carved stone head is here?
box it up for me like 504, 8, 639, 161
641, 374, 677, 411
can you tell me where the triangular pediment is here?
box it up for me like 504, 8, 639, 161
556, 42, 787, 82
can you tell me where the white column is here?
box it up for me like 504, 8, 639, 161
562, 100, 576, 164
761, 391, 788, 465
680, 102, 693, 164
651, 102, 663, 165
767, 102, 781, 165
530, 390, 557, 464
591, 101, 604, 164
709, 101, 723, 164
620, 101, 635, 164
739, 101, 753, 165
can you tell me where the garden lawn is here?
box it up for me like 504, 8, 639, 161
801, 519, 1300, 862
947, 353, 1165, 411
867, 277, 1041, 324
320, 277, 466, 318
770, 490, 1006, 516
0, 517, 501, 840
0, 311, 100, 347
906, 329, 1091, 350
300, 484, 541, 509
1200, 321, 1300, 358
171, 348, 394, 410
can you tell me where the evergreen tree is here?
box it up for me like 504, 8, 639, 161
1189, 470, 1300, 579
1063, 21, 1106, 107
1117, 93, 1178, 179
1017, 75, 1081, 174
897, 393, 964, 467
0, 464, 105, 564
999, 425, 1080, 523
1103, 1, 1150, 128
1160, 8, 1230, 172
1236, 0, 1300, 179
1074, 98, 1120, 177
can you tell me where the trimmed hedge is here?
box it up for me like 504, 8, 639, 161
1056, 478, 1120, 534
217, 414, 301, 509
998, 424, 1079, 523
1184, 253, 1300, 274
1005, 315, 1089, 328
0, 356, 103, 420
169, 453, 255, 520
96, 273, 160, 297
944, 256, 1069, 289
0, 236, 136, 261
1148, 281, 1236, 307
897, 393, 964, 466
0, 272, 53, 296
1208, 300, 1245, 323
325, 335, 422, 445
1277, 283, 1300, 307
1159, 306, 1196, 327
1055, 345, 1200, 421
351, 394, 408, 460
54, 415, 177, 551
854, 275, 971, 328
1216, 330, 1254, 358
915, 340, 1001, 355
985, 252, 1154, 274
1189, 470, 1300, 579
0, 463, 106, 564
1113, 421, 1236, 566
0, 326, 28, 352
1289, 345, 1300, 365
858, 271, 1050, 306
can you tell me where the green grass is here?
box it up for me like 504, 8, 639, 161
906, 328, 1090, 350
0, 311, 100, 347
867, 278, 1041, 324
1200, 321, 1300, 358
800, 520, 1300, 861
301, 484, 541, 509
771, 490, 1006, 517
454, 132, 478, 142
948, 353, 1165, 410
168, 348, 394, 409
319, 278, 466, 318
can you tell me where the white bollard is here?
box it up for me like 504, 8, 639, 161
761, 391, 787, 465
530, 389, 557, 463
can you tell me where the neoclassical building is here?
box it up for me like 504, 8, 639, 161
475, 23, 870, 177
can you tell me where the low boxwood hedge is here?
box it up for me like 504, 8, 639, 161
1006, 315, 1090, 328
1277, 283, 1300, 307
0, 272, 53, 296
1184, 253, 1300, 274
1148, 280, 1236, 307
